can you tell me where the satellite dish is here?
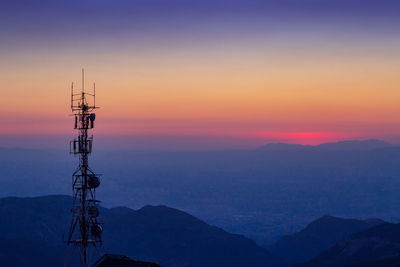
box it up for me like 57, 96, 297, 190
88, 176, 100, 189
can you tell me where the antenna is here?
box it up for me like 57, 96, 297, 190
71, 82, 74, 110
67, 70, 102, 267
82, 68, 85, 93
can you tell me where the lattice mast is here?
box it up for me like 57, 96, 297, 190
67, 69, 102, 267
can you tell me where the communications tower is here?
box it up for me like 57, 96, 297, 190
67, 69, 102, 267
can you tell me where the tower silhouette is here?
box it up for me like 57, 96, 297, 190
67, 69, 102, 267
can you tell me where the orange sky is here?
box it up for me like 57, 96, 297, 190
1, 4, 400, 146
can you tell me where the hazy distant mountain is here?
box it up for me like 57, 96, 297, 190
0, 195, 279, 267
304, 222, 400, 266
270, 215, 384, 265
2, 142, 400, 247
316, 139, 393, 151
260, 139, 393, 151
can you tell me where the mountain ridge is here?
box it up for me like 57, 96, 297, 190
303, 222, 400, 266
269, 215, 384, 265
0, 195, 279, 267
260, 139, 393, 151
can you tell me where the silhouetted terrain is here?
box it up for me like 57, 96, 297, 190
0, 195, 279, 267
1, 195, 400, 266
259, 139, 391, 151
316, 140, 392, 151
270, 215, 384, 264
1, 139, 400, 245
303, 222, 400, 266
349, 255, 400, 267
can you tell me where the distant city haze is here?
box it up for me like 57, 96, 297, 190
1, 140, 399, 246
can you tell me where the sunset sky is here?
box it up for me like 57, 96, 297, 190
1, 0, 400, 148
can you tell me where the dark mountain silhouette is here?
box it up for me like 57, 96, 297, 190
0, 195, 279, 267
260, 139, 393, 151
93, 254, 161, 267
303, 222, 400, 266
349, 255, 400, 267
2, 143, 400, 247
0, 239, 65, 267
270, 215, 384, 265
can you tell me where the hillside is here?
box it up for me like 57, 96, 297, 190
304, 222, 400, 266
2, 142, 400, 246
0, 195, 279, 267
269, 215, 383, 264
